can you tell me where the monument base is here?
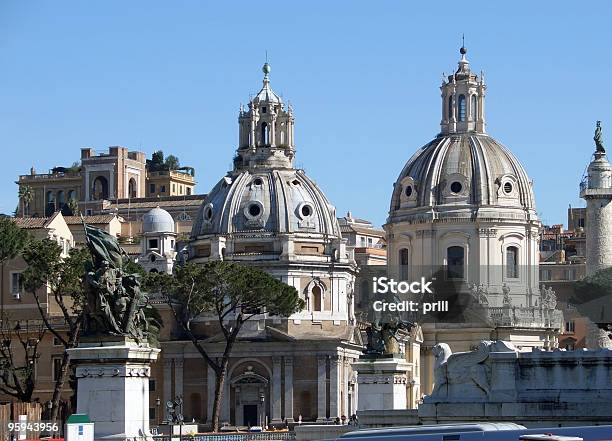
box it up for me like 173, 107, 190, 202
353, 355, 410, 411
68, 339, 160, 440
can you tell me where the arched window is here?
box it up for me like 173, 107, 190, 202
447, 246, 465, 279
448, 95, 453, 120
506, 246, 519, 278
92, 176, 109, 200
471, 95, 477, 120
280, 130, 285, 145
261, 122, 269, 145
67, 190, 75, 201
312, 284, 323, 312
46, 191, 56, 216
128, 178, 137, 199
458, 95, 466, 122
57, 190, 65, 209
399, 248, 410, 281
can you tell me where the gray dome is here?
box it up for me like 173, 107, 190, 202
192, 168, 341, 238
142, 207, 175, 233
389, 133, 536, 217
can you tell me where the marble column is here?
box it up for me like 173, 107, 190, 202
206, 364, 215, 425
284, 357, 294, 421
329, 355, 341, 419
174, 358, 184, 399
316, 355, 327, 422
163, 359, 172, 420
271, 357, 282, 423
342, 358, 350, 417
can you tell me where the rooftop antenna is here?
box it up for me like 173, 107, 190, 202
265, 50, 268, 63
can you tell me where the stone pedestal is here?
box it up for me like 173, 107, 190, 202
353, 356, 409, 411
67, 339, 160, 440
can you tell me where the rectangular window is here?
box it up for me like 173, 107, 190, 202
160, 185, 166, 193
150, 183, 156, 194
78, 426, 83, 436
149, 379, 156, 392
53, 337, 62, 346
52, 356, 63, 382
149, 407, 156, 420
565, 320, 575, 333
367, 237, 373, 247
148, 239, 159, 249
187, 187, 192, 195
86, 209, 92, 216
360, 237, 366, 247
172, 184, 176, 193
540, 269, 551, 281
10, 273, 21, 295
447, 246, 465, 279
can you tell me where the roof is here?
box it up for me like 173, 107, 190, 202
108, 197, 206, 211
12, 211, 61, 229
66, 414, 91, 424
63, 215, 120, 225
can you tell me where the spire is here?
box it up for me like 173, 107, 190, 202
253, 62, 281, 105
456, 44, 470, 77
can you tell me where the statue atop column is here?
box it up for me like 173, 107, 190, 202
594, 120, 605, 153
82, 220, 153, 342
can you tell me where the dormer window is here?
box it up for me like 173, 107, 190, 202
148, 238, 159, 250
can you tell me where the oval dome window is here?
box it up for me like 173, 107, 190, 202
405, 186, 413, 197
504, 182, 513, 194
301, 205, 313, 217
248, 203, 261, 217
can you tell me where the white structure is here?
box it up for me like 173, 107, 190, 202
352, 357, 410, 411
67, 340, 160, 440
580, 134, 612, 276
137, 206, 177, 273
167, 63, 362, 426
385, 47, 561, 394
420, 340, 612, 427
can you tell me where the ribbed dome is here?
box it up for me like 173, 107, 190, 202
192, 168, 341, 238
142, 207, 175, 233
389, 133, 536, 218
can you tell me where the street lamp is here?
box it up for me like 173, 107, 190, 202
155, 397, 161, 426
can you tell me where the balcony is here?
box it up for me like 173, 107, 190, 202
486, 305, 563, 329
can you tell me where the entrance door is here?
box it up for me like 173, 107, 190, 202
243, 404, 258, 426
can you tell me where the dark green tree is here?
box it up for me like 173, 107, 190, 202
146, 261, 304, 432
164, 154, 180, 170
21, 239, 90, 431
151, 150, 165, 169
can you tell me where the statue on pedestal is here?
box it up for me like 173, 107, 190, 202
594, 121, 605, 153
82, 221, 153, 342
364, 290, 414, 356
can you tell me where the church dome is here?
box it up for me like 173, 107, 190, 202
192, 168, 340, 237
142, 207, 175, 233
390, 133, 536, 213
191, 64, 341, 239
389, 47, 537, 223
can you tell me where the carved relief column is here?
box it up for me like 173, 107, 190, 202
284, 357, 294, 421
316, 355, 327, 422
163, 359, 172, 420
271, 357, 282, 423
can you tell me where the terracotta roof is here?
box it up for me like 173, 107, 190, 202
108, 198, 205, 210
64, 215, 120, 225
12, 211, 61, 229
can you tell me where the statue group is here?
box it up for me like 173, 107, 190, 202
82, 222, 153, 341
364, 289, 414, 356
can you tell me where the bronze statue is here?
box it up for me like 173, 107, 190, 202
82, 221, 152, 341
595, 121, 605, 153
364, 289, 414, 356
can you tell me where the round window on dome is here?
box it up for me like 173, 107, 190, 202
301, 204, 313, 218
405, 186, 413, 197
248, 203, 261, 217
450, 181, 463, 194
292, 179, 301, 186
204, 205, 213, 221
504, 182, 513, 194
253, 177, 263, 186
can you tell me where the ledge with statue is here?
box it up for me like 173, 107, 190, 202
67, 221, 161, 440
418, 340, 612, 427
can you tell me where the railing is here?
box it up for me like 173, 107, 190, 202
486, 306, 563, 329
151, 433, 295, 441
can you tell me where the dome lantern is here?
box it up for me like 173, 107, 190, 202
440, 46, 486, 135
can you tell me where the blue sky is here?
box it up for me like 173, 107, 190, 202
1, 1, 610, 227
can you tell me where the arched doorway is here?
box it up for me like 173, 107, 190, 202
128, 177, 137, 198
229, 363, 270, 427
